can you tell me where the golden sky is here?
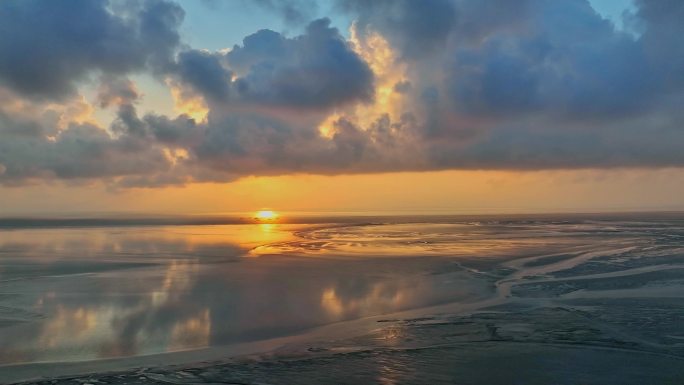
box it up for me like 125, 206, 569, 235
2, 168, 683, 215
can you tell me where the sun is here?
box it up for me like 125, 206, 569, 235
255, 210, 278, 220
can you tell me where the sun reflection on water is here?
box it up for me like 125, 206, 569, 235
0, 220, 555, 366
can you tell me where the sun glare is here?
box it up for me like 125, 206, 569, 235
255, 210, 278, 220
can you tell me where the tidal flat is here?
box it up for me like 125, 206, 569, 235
1, 214, 683, 384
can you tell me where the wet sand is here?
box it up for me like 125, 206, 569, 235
1, 215, 684, 384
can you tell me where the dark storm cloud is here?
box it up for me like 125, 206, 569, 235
337, 0, 457, 58
426, 106, 684, 170
0, 0, 183, 100
224, 29, 289, 74
0, 112, 172, 183
103, 103, 421, 181
176, 50, 233, 102
175, 18, 374, 109
337, 0, 667, 119
232, 18, 374, 108
632, 0, 684, 91
444, 0, 657, 119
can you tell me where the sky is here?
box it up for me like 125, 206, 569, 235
0, 0, 683, 215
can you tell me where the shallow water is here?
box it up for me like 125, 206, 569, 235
1, 214, 684, 383
0, 222, 495, 365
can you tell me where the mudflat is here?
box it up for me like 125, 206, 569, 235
1, 214, 684, 384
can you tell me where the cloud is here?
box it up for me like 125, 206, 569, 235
176, 50, 232, 102
443, 0, 657, 119
0, 0, 184, 100
97, 76, 141, 108
1, 0, 684, 187
0, 87, 183, 185
632, 0, 684, 91
0, 117, 172, 183
337, 0, 457, 58
174, 18, 374, 110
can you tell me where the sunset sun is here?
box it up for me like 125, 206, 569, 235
255, 210, 278, 220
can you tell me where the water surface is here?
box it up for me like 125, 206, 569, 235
1, 214, 684, 384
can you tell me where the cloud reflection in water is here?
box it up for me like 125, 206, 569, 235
0, 222, 518, 365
